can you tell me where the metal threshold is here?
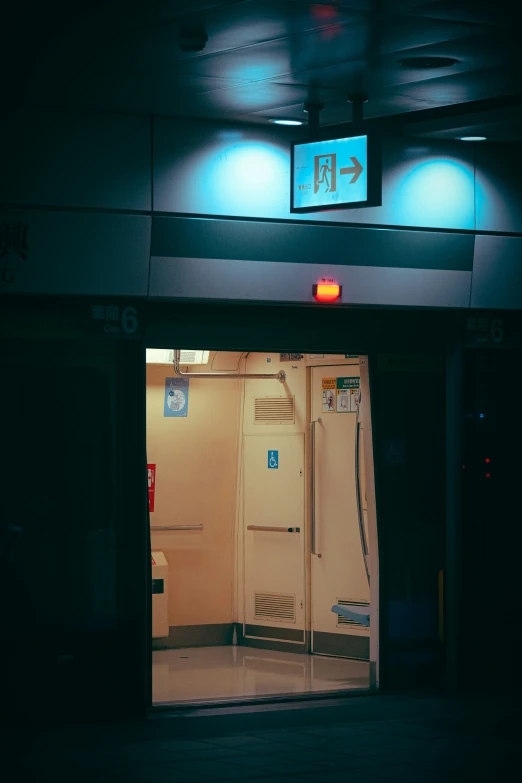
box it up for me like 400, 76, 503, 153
150, 686, 375, 718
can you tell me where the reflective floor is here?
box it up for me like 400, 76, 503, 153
153, 645, 370, 704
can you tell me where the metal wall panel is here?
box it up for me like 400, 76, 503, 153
149, 255, 472, 308
471, 234, 522, 309
0, 109, 151, 211
475, 145, 522, 234
152, 216, 475, 271
0, 209, 151, 297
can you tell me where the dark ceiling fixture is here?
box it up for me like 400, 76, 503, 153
398, 56, 459, 69
177, 28, 208, 53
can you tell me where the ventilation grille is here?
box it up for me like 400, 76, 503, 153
254, 396, 295, 425
179, 349, 210, 365
336, 599, 370, 627
254, 592, 296, 623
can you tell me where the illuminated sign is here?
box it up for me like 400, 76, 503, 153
291, 133, 381, 213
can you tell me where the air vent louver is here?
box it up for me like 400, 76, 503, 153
254, 592, 296, 623
254, 396, 295, 425
336, 599, 370, 628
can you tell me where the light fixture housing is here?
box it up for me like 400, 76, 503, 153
269, 118, 304, 126
457, 136, 487, 141
399, 56, 459, 68
146, 349, 210, 365
313, 281, 342, 303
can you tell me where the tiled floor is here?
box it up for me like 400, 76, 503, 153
19, 692, 522, 783
153, 646, 370, 704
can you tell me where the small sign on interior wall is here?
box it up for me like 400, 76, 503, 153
164, 377, 189, 417
336, 377, 360, 413
148, 464, 156, 512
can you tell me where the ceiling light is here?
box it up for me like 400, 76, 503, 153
457, 136, 487, 141
399, 56, 459, 68
269, 119, 304, 126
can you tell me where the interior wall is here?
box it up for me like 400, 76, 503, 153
146, 352, 243, 633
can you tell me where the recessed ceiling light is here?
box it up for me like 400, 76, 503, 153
457, 136, 487, 141
269, 119, 304, 126
399, 56, 459, 68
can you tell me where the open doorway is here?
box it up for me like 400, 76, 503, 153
146, 349, 379, 706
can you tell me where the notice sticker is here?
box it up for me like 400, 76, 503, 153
336, 377, 360, 413
322, 377, 336, 413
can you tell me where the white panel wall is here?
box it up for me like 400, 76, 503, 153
149, 256, 472, 308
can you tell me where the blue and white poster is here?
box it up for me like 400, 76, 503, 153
164, 377, 189, 417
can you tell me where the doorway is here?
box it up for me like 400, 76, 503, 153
146, 350, 378, 706
310, 364, 370, 660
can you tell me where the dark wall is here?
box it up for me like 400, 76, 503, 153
371, 355, 446, 690
460, 349, 522, 696
0, 332, 148, 725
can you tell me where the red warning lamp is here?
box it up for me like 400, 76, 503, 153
313, 280, 342, 303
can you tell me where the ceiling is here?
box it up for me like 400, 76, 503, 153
4, 0, 522, 141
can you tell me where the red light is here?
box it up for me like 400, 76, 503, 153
485, 458, 491, 463
485, 473, 491, 478
313, 283, 342, 303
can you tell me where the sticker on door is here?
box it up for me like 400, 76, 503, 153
336, 377, 360, 413
322, 378, 336, 412
268, 450, 279, 469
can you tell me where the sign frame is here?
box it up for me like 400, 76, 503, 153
290, 131, 382, 214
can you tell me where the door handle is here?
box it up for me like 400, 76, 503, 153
150, 524, 204, 531
247, 526, 300, 533
311, 417, 322, 558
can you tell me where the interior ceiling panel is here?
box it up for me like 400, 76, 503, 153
4, 0, 522, 141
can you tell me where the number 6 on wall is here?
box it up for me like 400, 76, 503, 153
490, 318, 504, 344
122, 306, 138, 334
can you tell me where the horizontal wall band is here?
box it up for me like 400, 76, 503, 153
149, 256, 472, 309
313, 631, 370, 661
152, 623, 234, 650
151, 216, 474, 272
6, 202, 522, 240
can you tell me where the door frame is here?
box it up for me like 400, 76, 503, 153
307, 360, 376, 672
1, 296, 463, 721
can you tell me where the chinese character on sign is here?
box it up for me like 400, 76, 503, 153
91, 305, 106, 320
466, 317, 477, 332
106, 305, 120, 322
476, 316, 489, 342
0, 222, 28, 260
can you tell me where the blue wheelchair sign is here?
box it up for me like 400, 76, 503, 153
268, 450, 279, 469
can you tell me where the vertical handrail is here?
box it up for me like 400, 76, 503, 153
311, 417, 322, 557
355, 393, 370, 585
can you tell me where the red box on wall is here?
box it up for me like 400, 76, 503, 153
147, 464, 156, 512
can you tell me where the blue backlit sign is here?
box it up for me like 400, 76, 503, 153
291, 133, 381, 213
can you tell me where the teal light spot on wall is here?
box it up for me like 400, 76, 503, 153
391, 159, 474, 229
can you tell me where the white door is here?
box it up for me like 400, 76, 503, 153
243, 434, 306, 644
311, 365, 370, 659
